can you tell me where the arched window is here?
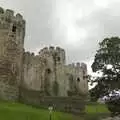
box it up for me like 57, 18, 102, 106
77, 77, 80, 82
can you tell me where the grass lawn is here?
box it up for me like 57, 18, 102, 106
86, 103, 110, 113
85, 103, 110, 120
0, 101, 110, 120
0, 101, 83, 120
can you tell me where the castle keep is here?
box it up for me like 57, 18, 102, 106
0, 7, 88, 113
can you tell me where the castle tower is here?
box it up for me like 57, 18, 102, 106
54, 47, 66, 65
0, 7, 25, 101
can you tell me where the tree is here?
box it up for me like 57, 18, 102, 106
91, 37, 120, 94
91, 37, 120, 114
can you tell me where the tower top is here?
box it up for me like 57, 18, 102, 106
0, 7, 25, 27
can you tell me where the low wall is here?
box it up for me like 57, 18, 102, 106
19, 87, 86, 114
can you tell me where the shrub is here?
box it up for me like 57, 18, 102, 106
105, 95, 120, 115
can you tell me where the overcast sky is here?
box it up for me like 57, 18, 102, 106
1, 0, 120, 74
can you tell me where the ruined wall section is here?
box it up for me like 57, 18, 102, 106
23, 46, 88, 97
23, 47, 55, 96
48, 46, 66, 96
80, 62, 88, 94
0, 7, 25, 101
39, 47, 56, 96
23, 46, 66, 96
64, 62, 88, 96
22, 51, 52, 93
39, 46, 66, 96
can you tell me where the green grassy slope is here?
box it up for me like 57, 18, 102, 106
86, 103, 110, 113
0, 101, 110, 120
0, 101, 75, 120
85, 103, 110, 120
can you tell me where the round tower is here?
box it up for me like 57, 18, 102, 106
0, 7, 25, 101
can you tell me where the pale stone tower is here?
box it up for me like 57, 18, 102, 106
0, 7, 25, 101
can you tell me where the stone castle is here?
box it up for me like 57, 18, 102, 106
0, 7, 88, 101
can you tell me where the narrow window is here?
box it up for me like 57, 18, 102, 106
46, 68, 51, 74
57, 57, 60, 61
12, 25, 16, 32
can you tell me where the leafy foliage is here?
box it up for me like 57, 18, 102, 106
91, 37, 120, 95
91, 37, 120, 114
106, 94, 120, 115
89, 83, 109, 101
92, 37, 120, 72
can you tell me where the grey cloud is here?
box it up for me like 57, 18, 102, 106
16, 0, 55, 50
1, 0, 120, 67
22, 0, 120, 64
73, 2, 120, 63
0, 0, 54, 50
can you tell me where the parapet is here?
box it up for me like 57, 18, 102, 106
24, 51, 41, 65
37, 46, 66, 64
72, 63, 75, 67
42, 47, 48, 51
80, 62, 87, 70
0, 7, 4, 14
67, 63, 75, 68
67, 62, 87, 70
49, 46, 54, 50
24, 51, 31, 57
56, 46, 65, 52
6, 9, 14, 17
16, 13, 23, 21
68, 64, 72, 67
31, 52, 35, 56
39, 47, 49, 55
56, 46, 61, 52
49, 46, 55, 53
0, 7, 25, 25
76, 62, 80, 67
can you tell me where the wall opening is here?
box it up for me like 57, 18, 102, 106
57, 57, 60, 61
12, 25, 16, 32
77, 77, 80, 82
46, 68, 51, 74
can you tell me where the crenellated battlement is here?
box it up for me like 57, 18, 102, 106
39, 46, 65, 54
38, 46, 66, 64
67, 62, 87, 70
0, 7, 25, 29
24, 51, 37, 59
80, 62, 87, 70
0, 7, 88, 102
0, 7, 26, 101
0, 7, 25, 56
0, 7, 4, 14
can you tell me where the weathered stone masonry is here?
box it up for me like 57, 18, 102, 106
0, 7, 25, 100
23, 47, 88, 97
0, 7, 88, 113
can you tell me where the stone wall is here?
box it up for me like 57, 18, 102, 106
23, 46, 88, 97
0, 7, 88, 103
64, 62, 88, 96
22, 50, 55, 96
19, 87, 86, 114
0, 7, 25, 101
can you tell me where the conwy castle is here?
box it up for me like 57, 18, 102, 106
0, 7, 88, 113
